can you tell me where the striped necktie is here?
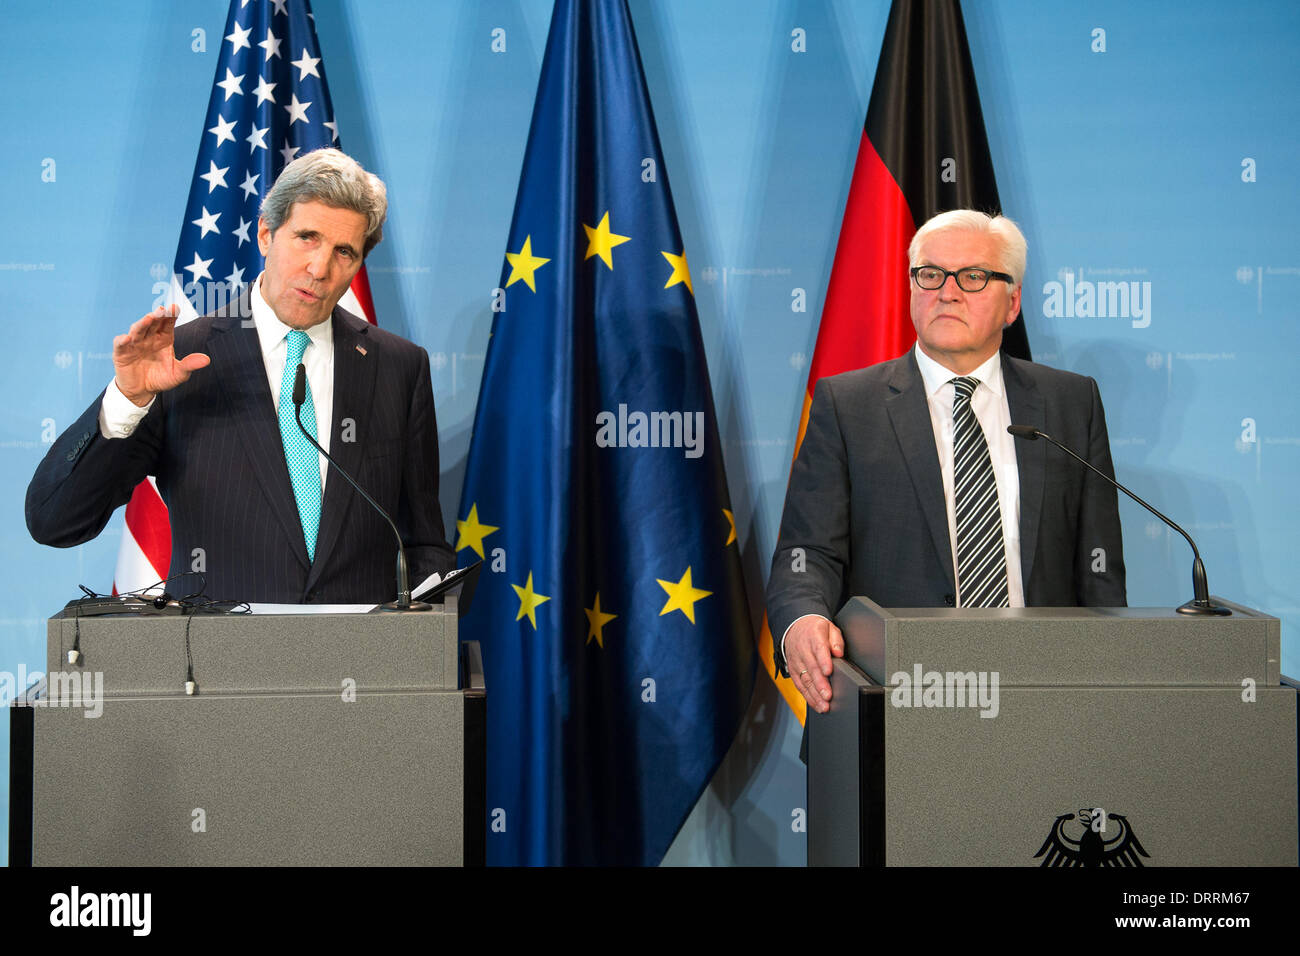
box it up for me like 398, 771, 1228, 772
951, 376, 1009, 608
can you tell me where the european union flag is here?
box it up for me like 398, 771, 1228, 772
457, 0, 756, 866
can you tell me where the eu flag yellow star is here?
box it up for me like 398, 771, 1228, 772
723, 509, 737, 546
456, 503, 499, 559
584, 592, 617, 648
661, 250, 693, 294
656, 567, 712, 624
583, 211, 631, 270
505, 235, 550, 292
512, 571, 551, 630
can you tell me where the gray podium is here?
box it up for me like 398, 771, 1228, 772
9, 599, 484, 866
808, 597, 1299, 866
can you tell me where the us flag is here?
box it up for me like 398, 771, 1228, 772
114, 0, 375, 594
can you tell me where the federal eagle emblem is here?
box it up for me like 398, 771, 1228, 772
1034, 808, 1150, 867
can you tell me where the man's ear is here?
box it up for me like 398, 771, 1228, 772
1007, 284, 1023, 324
256, 217, 272, 256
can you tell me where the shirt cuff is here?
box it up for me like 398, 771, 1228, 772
99, 378, 155, 439
780, 613, 832, 665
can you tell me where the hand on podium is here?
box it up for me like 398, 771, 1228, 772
785, 615, 844, 714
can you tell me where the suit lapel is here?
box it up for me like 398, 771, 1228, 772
306, 308, 377, 591
209, 297, 311, 573
885, 354, 955, 591
1003, 354, 1046, 589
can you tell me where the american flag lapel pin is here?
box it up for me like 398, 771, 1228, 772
356, 344, 367, 356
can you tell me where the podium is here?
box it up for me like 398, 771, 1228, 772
808, 597, 1299, 866
8, 599, 484, 866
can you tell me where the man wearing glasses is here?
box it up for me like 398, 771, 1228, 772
767, 209, 1127, 715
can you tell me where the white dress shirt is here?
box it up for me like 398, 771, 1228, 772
98, 273, 335, 491
781, 344, 1025, 662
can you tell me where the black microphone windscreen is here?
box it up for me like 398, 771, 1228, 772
1007, 424, 1039, 440
293, 364, 307, 407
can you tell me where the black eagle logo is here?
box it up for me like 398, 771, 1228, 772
1034, 808, 1150, 867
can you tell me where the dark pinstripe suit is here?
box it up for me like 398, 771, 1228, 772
765, 351, 1127, 676
26, 296, 455, 603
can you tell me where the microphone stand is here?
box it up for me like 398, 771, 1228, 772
1008, 425, 1230, 616
293, 364, 430, 611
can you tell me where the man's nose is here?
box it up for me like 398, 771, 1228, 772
938, 273, 964, 298
305, 247, 331, 279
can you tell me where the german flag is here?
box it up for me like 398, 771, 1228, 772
761, 0, 1031, 721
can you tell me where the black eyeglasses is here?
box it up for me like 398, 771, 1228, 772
910, 265, 1015, 293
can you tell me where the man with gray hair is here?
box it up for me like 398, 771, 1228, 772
27, 149, 455, 603
766, 209, 1126, 716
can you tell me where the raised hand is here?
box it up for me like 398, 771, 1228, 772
112, 305, 211, 406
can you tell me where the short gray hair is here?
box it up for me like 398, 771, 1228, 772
908, 209, 1028, 287
260, 148, 387, 256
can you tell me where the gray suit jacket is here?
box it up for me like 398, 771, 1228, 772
26, 294, 455, 604
766, 350, 1127, 675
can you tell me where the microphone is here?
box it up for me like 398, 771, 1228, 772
1008, 424, 1230, 616
293, 364, 430, 612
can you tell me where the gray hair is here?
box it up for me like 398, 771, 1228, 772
908, 209, 1028, 288
260, 148, 387, 256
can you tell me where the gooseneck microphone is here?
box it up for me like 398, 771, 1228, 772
293, 364, 430, 612
1008, 424, 1230, 616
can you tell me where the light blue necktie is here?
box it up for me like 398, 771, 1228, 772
279, 330, 321, 561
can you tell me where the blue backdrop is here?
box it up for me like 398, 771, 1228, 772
2, 0, 1297, 866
